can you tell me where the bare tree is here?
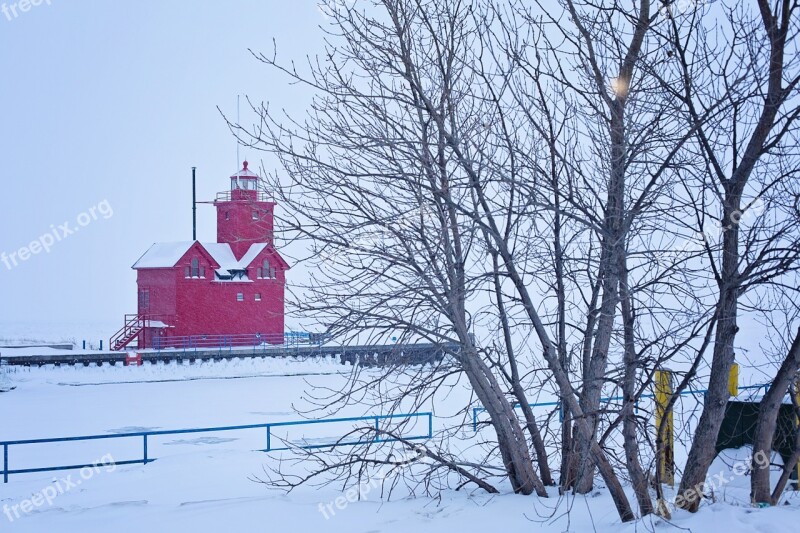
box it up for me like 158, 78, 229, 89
493, 0, 701, 515
656, 0, 800, 511
751, 324, 800, 502
228, 0, 800, 523
768, 381, 800, 503
240, 0, 548, 497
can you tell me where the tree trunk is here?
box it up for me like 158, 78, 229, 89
751, 327, 800, 503
512, 382, 554, 486
574, 96, 627, 494
491, 253, 554, 486
770, 398, 800, 505
677, 215, 739, 511
619, 257, 655, 515
460, 348, 548, 496
488, 240, 636, 520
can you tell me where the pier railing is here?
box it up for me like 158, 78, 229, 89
1, 412, 433, 483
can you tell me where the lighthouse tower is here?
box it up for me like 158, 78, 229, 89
215, 160, 276, 258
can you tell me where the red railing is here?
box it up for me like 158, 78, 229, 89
214, 190, 273, 203
110, 314, 175, 351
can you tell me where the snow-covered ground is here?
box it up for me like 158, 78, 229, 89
1, 357, 798, 532
0, 320, 117, 350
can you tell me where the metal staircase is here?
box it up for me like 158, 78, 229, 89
110, 314, 146, 351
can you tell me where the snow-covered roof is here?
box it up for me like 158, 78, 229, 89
203, 243, 241, 276
132, 242, 195, 269
143, 320, 171, 328
133, 241, 272, 273
238, 243, 268, 269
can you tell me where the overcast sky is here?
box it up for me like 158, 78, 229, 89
0, 1, 327, 336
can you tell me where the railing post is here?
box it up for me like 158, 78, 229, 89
3, 443, 8, 483
428, 413, 432, 438
374, 416, 381, 442
143, 435, 148, 465
266, 425, 271, 452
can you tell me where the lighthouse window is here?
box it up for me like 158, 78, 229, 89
258, 260, 274, 279
225, 211, 230, 220
191, 258, 200, 278
255, 293, 262, 301
252, 210, 259, 220
237, 292, 244, 302
138, 289, 150, 310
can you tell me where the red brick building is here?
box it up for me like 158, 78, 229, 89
111, 162, 288, 350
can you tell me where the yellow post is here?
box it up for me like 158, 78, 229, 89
655, 369, 675, 486
728, 362, 739, 397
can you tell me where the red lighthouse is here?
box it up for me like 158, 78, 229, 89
111, 162, 289, 351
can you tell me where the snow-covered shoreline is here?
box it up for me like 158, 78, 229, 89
1, 334, 798, 533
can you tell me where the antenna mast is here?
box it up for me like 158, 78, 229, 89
191, 167, 197, 241
236, 95, 241, 188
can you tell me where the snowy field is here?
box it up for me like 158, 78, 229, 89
0, 357, 798, 532
0, 320, 118, 350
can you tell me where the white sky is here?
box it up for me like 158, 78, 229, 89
0, 1, 325, 333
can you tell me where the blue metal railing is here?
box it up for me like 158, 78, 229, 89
471, 383, 771, 431
1, 412, 432, 483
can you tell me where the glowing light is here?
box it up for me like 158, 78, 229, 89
610, 76, 629, 98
